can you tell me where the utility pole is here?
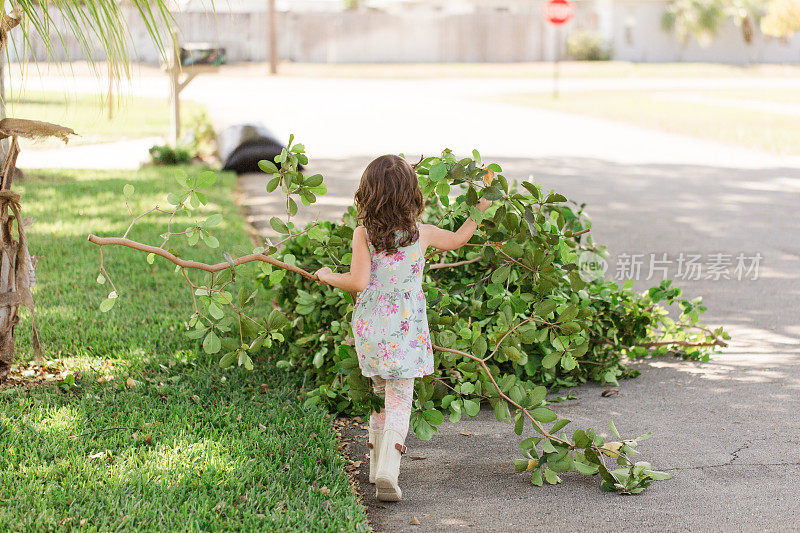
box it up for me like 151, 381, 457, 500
268, 0, 278, 75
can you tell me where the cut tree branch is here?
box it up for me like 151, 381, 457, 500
87, 235, 319, 281
428, 256, 482, 270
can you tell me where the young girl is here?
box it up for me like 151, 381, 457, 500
315, 154, 491, 502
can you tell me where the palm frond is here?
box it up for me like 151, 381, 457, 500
5, 0, 179, 81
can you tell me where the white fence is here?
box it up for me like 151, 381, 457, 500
11, 4, 800, 65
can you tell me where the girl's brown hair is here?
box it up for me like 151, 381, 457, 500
355, 154, 424, 255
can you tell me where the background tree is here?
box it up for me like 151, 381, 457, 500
661, 0, 727, 46
0, 1, 174, 378
760, 0, 800, 37
724, 0, 768, 44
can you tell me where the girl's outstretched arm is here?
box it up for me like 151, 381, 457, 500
315, 226, 371, 292
419, 198, 492, 253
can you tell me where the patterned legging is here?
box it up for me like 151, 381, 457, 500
369, 377, 415, 438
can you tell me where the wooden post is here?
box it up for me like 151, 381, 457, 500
107, 61, 114, 120
268, 0, 278, 75
169, 28, 181, 146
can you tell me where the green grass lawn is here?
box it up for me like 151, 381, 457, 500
7, 90, 205, 147
501, 89, 800, 155
1, 167, 369, 532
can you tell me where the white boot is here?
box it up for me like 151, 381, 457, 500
375, 428, 405, 502
367, 428, 383, 484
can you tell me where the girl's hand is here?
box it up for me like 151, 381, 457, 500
314, 267, 332, 286
477, 197, 493, 212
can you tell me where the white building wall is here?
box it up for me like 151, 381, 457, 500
10, 2, 800, 64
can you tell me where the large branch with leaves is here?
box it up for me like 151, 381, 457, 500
87, 138, 728, 493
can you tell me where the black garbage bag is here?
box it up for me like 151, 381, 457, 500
218, 123, 295, 175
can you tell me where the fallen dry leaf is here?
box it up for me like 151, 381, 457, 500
88, 451, 105, 460
460, 431, 471, 436
410, 516, 421, 525
409, 456, 426, 461
143, 434, 153, 445
96, 374, 114, 383
80, 518, 87, 526
191, 394, 201, 403
319, 486, 331, 496
601, 388, 619, 398
258, 423, 266, 430
260, 383, 269, 394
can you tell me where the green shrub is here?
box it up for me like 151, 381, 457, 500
149, 144, 192, 165
567, 30, 612, 61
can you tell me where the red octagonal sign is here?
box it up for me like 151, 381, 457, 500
544, 0, 575, 25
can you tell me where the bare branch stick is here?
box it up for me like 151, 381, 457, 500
428, 256, 482, 270
87, 235, 318, 281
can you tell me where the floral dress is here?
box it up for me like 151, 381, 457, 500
352, 225, 433, 379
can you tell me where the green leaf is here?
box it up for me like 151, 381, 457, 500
219, 351, 237, 368
514, 412, 524, 435
472, 149, 481, 165
99, 298, 115, 313
463, 398, 480, 417
258, 160, 279, 174
203, 234, 220, 249
123, 184, 134, 197
166, 192, 183, 205
528, 385, 547, 405
414, 418, 435, 441
644, 470, 672, 481
561, 354, 578, 371
574, 461, 600, 475
482, 186, 503, 201
609, 419, 621, 438
541, 352, 561, 369
531, 407, 557, 423
429, 162, 447, 181
423, 409, 445, 426
491, 264, 512, 284
207, 302, 223, 320
196, 171, 217, 188
551, 419, 570, 433
543, 467, 561, 485
270, 217, 289, 234
269, 269, 286, 285
203, 331, 221, 354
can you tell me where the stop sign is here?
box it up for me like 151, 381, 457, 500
544, 0, 574, 25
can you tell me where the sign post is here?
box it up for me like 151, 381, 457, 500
543, 0, 574, 98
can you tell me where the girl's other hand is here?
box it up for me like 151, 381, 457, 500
477, 197, 492, 212
314, 267, 332, 285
